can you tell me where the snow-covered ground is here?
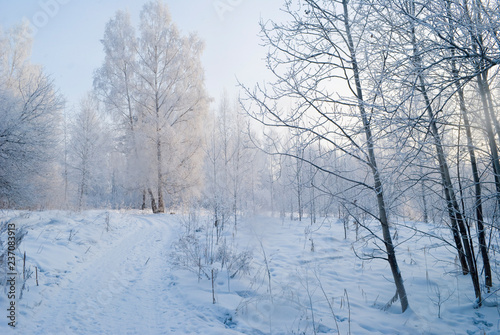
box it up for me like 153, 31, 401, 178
0, 210, 499, 334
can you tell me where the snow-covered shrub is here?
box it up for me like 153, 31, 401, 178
171, 229, 252, 281
170, 213, 252, 303
171, 233, 206, 279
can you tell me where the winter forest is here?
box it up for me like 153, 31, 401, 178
2, 0, 500, 334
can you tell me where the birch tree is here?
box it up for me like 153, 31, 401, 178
95, 1, 209, 212
93, 10, 144, 207
136, 1, 209, 212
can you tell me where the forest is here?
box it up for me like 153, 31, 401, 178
1, 0, 500, 333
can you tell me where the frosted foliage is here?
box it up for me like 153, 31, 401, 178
0, 21, 62, 208
93, 10, 136, 125
0, 21, 32, 87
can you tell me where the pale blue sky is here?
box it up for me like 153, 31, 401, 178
0, 0, 285, 108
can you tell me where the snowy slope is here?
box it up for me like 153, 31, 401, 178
0, 210, 499, 334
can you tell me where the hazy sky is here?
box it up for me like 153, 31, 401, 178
0, 0, 286, 109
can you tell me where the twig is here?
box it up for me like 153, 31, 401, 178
259, 239, 273, 301
344, 289, 351, 335
23, 251, 26, 281
315, 271, 340, 335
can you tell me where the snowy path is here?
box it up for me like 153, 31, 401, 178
17, 215, 204, 335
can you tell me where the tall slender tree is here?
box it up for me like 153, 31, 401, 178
241, 0, 409, 312
95, 1, 209, 211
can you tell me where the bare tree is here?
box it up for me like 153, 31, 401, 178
241, 0, 409, 312
444, 0, 492, 290
366, 0, 500, 303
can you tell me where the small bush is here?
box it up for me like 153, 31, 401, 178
170, 213, 253, 303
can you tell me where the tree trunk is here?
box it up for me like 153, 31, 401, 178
78, 165, 87, 211
409, 0, 480, 303
421, 178, 428, 224
158, 184, 165, 213
156, 128, 165, 214
474, 72, 497, 290
343, 0, 409, 312
482, 70, 500, 144
142, 189, 147, 210
148, 188, 158, 213
421, 51, 481, 306
478, 71, 500, 212
445, 0, 492, 288
450, 56, 492, 289
458, 81, 492, 289
461, 0, 498, 294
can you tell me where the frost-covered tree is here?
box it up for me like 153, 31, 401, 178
136, 1, 209, 212
93, 9, 144, 207
95, 1, 209, 212
68, 93, 109, 210
0, 21, 63, 208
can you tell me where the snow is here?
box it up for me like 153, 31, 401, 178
1, 210, 499, 334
